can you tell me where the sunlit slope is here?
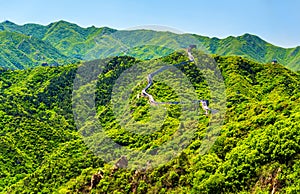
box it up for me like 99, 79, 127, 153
0, 51, 299, 193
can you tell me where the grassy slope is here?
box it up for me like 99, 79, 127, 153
0, 52, 299, 193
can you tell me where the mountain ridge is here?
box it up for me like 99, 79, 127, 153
0, 31, 74, 69
0, 20, 299, 71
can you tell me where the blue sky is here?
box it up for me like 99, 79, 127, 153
0, 0, 299, 48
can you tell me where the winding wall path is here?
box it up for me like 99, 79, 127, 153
141, 46, 210, 114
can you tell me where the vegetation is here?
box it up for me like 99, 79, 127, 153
198, 33, 300, 71
0, 49, 299, 193
0, 20, 299, 71
0, 31, 74, 69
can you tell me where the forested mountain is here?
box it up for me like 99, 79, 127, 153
200, 33, 300, 71
0, 31, 74, 69
0, 50, 299, 193
0, 20, 299, 71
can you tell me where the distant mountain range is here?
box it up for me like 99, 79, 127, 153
0, 20, 299, 71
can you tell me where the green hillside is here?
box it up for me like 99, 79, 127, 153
0, 20, 300, 71
0, 51, 299, 193
0, 20, 117, 61
199, 33, 300, 71
0, 31, 75, 69
0, 20, 48, 39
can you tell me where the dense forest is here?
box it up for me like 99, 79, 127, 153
1, 20, 300, 71
0, 48, 299, 193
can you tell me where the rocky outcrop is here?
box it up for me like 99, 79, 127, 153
90, 170, 104, 190
111, 156, 128, 175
